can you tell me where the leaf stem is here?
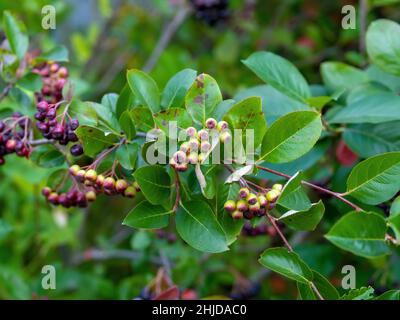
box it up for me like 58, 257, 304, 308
255, 164, 363, 212
266, 214, 293, 252
172, 168, 181, 213
310, 281, 325, 300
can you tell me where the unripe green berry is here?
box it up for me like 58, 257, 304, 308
96, 174, 105, 186
133, 181, 141, 192
217, 121, 228, 132
249, 202, 260, 213
84, 169, 97, 182
188, 138, 199, 151
200, 141, 211, 153
258, 195, 268, 207
180, 142, 190, 153
219, 131, 231, 143
76, 170, 86, 182
205, 118, 217, 129
246, 193, 258, 205
187, 152, 198, 164
238, 187, 250, 199
115, 179, 128, 193
236, 199, 248, 212
198, 129, 209, 141
85, 191, 97, 202
103, 177, 116, 190
69, 164, 81, 176
231, 210, 243, 219
272, 183, 283, 192
266, 189, 280, 202
224, 200, 236, 212
186, 127, 197, 138
124, 186, 136, 198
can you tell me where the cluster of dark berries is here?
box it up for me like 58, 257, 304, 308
224, 184, 283, 220
191, 0, 230, 26
42, 186, 92, 208
241, 223, 277, 237
0, 113, 32, 165
33, 62, 68, 104
169, 118, 231, 171
34, 100, 83, 156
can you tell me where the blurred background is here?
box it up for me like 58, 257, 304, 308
0, 0, 399, 299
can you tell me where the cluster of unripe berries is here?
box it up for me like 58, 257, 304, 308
191, 0, 230, 26
224, 184, 283, 220
42, 186, 92, 208
33, 62, 68, 104
0, 113, 32, 165
169, 117, 231, 172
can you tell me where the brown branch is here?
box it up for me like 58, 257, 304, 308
266, 214, 293, 252
143, 5, 192, 73
255, 164, 363, 212
172, 168, 181, 213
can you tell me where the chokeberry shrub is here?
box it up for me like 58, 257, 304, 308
1, 11, 400, 300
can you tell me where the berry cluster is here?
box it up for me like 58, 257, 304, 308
33, 62, 68, 104
33, 62, 83, 156
0, 113, 32, 165
224, 184, 283, 220
191, 0, 230, 26
169, 117, 231, 171
42, 165, 141, 208
241, 223, 277, 237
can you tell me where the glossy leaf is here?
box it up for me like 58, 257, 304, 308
277, 172, 311, 211
297, 270, 339, 300
242, 51, 311, 103
123, 201, 170, 229
119, 110, 136, 141
321, 62, 368, 92
259, 247, 313, 284
176, 200, 229, 253
260, 111, 322, 163
346, 152, 400, 205
325, 211, 390, 258
3, 11, 28, 60
127, 69, 160, 113
279, 200, 325, 231
75, 126, 119, 157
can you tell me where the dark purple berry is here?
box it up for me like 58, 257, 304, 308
37, 101, 49, 112
69, 119, 79, 130
46, 108, 57, 120
34, 112, 46, 121
70, 144, 83, 156
52, 124, 65, 139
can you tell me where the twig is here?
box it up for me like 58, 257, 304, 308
266, 214, 293, 252
0, 83, 13, 102
255, 164, 363, 212
30, 139, 56, 146
172, 168, 181, 212
143, 5, 192, 73
310, 281, 325, 300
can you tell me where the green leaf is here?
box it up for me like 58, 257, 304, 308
279, 200, 325, 231
3, 11, 29, 60
223, 96, 267, 148
297, 270, 339, 300
259, 247, 313, 284
366, 19, 400, 76
195, 164, 217, 199
123, 201, 170, 229
346, 152, 400, 205
75, 126, 119, 157
35, 45, 69, 62
133, 165, 171, 205
161, 68, 197, 109
16, 72, 42, 92
30, 145, 65, 168
390, 196, 400, 216
130, 107, 154, 132
375, 290, 400, 300
260, 111, 322, 163
46, 169, 68, 190
68, 99, 98, 127
388, 196, 400, 240
0, 219, 13, 241
215, 182, 243, 244
343, 122, 400, 158
340, 287, 375, 300
242, 51, 310, 103
119, 110, 136, 141
185, 73, 222, 126
116, 83, 135, 119
366, 64, 400, 93
127, 69, 160, 113
153, 108, 192, 135
277, 172, 311, 211
116, 143, 139, 170
305, 96, 332, 110
325, 211, 390, 258
328, 93, 400, 124
320, 62, 368, 92
176, 200, 229, 253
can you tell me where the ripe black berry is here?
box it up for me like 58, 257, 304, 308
70, 144, 83, 156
